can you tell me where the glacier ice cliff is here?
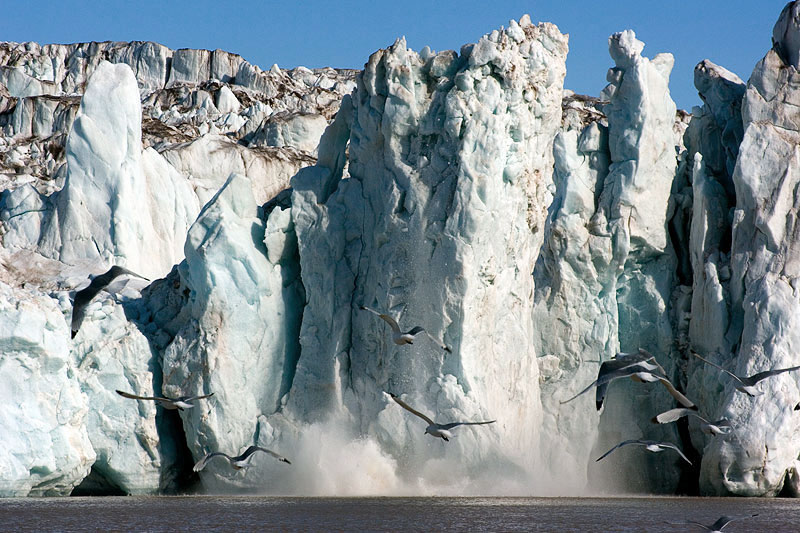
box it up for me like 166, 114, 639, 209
691, 2, 800, 495
0, 39, 353, 496
534, 27, 684, 493
4, 2, 800, 497
159, 172, 304, 491
283, 16, 568, 491
0, 281, 94, 496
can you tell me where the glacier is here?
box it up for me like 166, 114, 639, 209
3, 1, 800, 497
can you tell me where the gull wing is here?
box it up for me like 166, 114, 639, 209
560, 378, 599, 405
596, 439, 646, 462
612, 348, 666, 374
185, 392, 215, 402
687, 412, 714, 425
560, 349, 658, 408
595, 363, 664, 410
561, 363, 656, 408
406, 326, 426, 336
378, 314, 401, 333
439, 420, 495, 430
192, 452, 231, 472
744, 365, 800, 386
423, 331, 451, 352
659, 442, 693, 465
611, 350, 644, 361
71, 266, 149, 338
709, 514, 758, 531
116, 390, 170, 402
654, 376, 697, 409
104, 265, 149, 282
652, 407, 701, 424
240, 446, 292, 464
692, 352, 745, 385
598, 359, 661, 379
359, 305, 382, 317
595, 380, 610, 411
88, 266, 147, 294
388, 393, 435, 425
596, 439, 691, 465
604, 351, 653, 373
634, 349, 666, 375
654, 409, 728, 433
71, 285, 105, 338
360, 306, 401, 333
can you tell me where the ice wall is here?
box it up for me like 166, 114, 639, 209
160, 173, 303, 491
0, 281, 94, 496
683, 60, 744, 457
0, 38, 347, 495
694, 1, 800, 496
535, 30, 683, 493
7, 2, 800, 498
275, 16, 568, 489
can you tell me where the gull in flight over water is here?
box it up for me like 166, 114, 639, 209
652, 407, 732, 436
387, 393, 494, 441
561, 349, 696, 410
71, 265, 149, 338
360, 305, 451, 352
596, 439, 692, 465
666, 513, 759, 532
693, 352, 800, 397
116, 389, 214, 411
193, 445, 291, 472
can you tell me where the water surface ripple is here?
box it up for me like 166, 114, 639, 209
0, 496, 796, 531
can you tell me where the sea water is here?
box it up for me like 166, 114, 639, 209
0, 496, 796, 531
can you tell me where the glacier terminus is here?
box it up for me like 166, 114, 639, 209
3, 2, 800, 499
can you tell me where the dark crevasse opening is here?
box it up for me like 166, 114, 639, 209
156, 409, 201, 494
71, 467, 127, 496
674, 417, 701, 496
668, 153, 694, 288
124, 267, 201, 494
262, 189, 305, 409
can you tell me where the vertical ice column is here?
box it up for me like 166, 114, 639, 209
0, 282, 95, 496
683, 61, 744, 456
36, 61, 197, 279
591, 30, 681, 493
288, 17, 568, 487
700, 1, 800, 496
161, 173, 303, 490
541, 29, 680, 493
534, 104, 614, 492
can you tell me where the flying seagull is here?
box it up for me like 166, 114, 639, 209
666, 513, 759, 532
193, 445, 291, 472
693, 352, 800, 397
589, 350, 666, 409
561, 350, 696, 410
596, 439, 692, 465
360, 305, 451, 352
560, 349, 662, 408
71, 265, 149, 338
387, 393, 494, 441
116, 389, 214, 411
651, 407, 732, 436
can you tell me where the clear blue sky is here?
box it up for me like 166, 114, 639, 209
0, 1, 789, 110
